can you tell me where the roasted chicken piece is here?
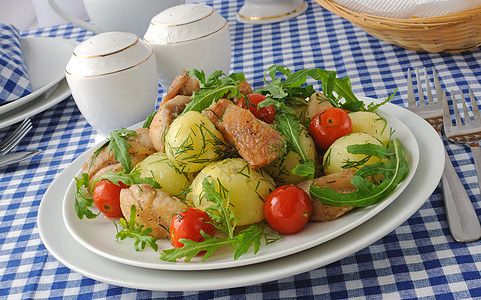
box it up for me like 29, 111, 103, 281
149, 95, 191, 152
203, 98, 284, 168
306, 92, 333, 120
162, 71, 200, 103
297, 169, 355, 222
119, 184, 188, 239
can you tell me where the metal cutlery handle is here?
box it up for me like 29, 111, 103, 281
442, 147, 481, 242
471, 145, 481, 189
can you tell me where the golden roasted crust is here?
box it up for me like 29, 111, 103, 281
119, 184, 188, 239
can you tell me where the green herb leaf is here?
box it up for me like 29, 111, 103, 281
94, 170, 161, 189
115, 205, 159, 252
310, 139, 410, 207
202, 178, 237, 239
143, 110, 157, 128
275, 114, 315, 179
73, 173, 99, 219
108, 128, 137, 173
233, 224, 265, 260
182, 70, 246, 114
160, 232, 234, 262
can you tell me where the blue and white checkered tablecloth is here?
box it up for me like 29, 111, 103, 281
1, 0, 481, 298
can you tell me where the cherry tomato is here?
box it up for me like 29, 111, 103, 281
170, 208, 215, 248
309, 107, 352, 150
264, 185, 312, 234
92, 179, 129, 219
237, 93, 276, 124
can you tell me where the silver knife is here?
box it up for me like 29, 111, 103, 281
0, 149, 42, 167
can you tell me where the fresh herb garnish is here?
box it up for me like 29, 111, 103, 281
73, 173, 99, 219
159, 179, 281, 262
181, 69, 246, 114
275, 114, 315, 179
115, 205, 159, 252
108, 128, 137, 173
310, 138, 410, 207
143, 110, 157, 128
94, 170, 161, 190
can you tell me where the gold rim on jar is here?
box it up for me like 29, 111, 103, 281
73, 38, 140, 59
66, 49, 154, 78
237, 2, 306, 21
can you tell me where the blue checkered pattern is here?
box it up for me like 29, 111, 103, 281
1, 0, 481, 298
0, 23, 33, 103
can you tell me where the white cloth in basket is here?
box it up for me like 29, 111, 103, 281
334, 0, 481, 18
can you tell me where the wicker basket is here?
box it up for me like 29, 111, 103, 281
314, 0, 481, 53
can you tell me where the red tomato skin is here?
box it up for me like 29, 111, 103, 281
92, 179, 129, 219
264, 185, 312, 234
170, 208, 215, 248
237, 93, 276, 124
309, 107, 352, 150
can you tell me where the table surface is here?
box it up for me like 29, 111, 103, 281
2, 0, 481, 298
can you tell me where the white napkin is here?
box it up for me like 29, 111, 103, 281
334, 0, 481, 18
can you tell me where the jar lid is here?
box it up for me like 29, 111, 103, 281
66, 32, 153, 77
143, 4, 227, 45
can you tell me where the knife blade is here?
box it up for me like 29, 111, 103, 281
0, 149, 42, 167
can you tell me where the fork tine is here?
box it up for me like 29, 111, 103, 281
416, 68, 425, 105
407, 68, 416, 108
433, 67, 443, 102
452, 90, 463, 126
424, 67, 434, 104
0, 119, 30, 149
443, 90, 453, 127
469, 89, 481, 122
0, 119, 32, 155
459, 89, 470, 124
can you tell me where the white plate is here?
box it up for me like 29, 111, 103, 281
61, 103, 419, 271
0, 79, 70, 129
0, 37, 76, 116
38, 102, 444, 291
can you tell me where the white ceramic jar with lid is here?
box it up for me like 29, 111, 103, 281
144, 3, 231, 90
66, 31, 158, 137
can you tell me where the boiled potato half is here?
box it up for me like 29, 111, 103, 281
323, 133, 383, 175
264, 125, 317, 185
133, 152, 194, 197
165, 111, 227, 173
349, 111, 391, 145
187, 158, 276, 226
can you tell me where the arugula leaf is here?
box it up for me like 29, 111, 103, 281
256, 65, 363, 111
107, 128, 137, 173
181, 69, 246, 114
202, 178, 237, 239
143, 110, 157, 128
160, 232, 235, 262
310, 139, 410, 207
74, 173, 99, 219
275, 114, 315, 179
115, 205, 159, 252
94, 170, 161, 190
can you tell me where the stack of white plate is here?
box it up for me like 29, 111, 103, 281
0, 37, 77, 129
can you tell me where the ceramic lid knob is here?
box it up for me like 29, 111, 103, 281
66, 32, 153, 77
144, 4, 227, 45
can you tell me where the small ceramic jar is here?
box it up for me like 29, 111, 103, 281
65, 32, 158, 137
143, 3, 231, 90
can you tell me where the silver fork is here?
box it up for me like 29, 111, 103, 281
407, 67, 481, 243
443, 89, 481, 189
0, 119, 33, 155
